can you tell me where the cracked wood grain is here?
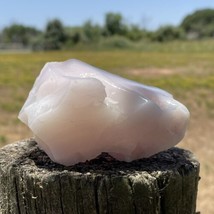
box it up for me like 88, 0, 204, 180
0, 139, 200, 214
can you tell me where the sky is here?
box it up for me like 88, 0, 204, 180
1, 0, 214, 30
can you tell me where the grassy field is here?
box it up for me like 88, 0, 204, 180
0, 41, 214, 213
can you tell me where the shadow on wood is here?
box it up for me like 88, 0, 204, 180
0, 139, 200, 214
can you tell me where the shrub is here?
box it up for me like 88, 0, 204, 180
99, 36, 134, 49
181, 9, 214, 38
153, 26, 185, 42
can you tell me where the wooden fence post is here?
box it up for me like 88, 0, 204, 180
0, 139, 200, 214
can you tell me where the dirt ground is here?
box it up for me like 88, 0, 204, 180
180, 118, 214, 214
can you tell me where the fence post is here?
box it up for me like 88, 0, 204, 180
0, 139, 200, 214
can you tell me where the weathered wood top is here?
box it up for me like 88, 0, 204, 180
0, 138, 199, 175
0, 139, 200, 214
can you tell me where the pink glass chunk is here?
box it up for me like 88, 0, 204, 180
18, 59, 190, 166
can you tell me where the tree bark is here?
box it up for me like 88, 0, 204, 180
0, 139, 200, 214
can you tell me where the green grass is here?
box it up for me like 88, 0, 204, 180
0, 135, 7, 144
0, 41, 214, 116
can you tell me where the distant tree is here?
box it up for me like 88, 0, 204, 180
44, 19, 67, 50
126, 25, 143, 41
181, 9, 214, 38
104, 13, 127, 36
153, 26, 184, 42
71, 30, 82, 44
2, 24, 41, 46
82, 20, 102, 42
65, 27, 85, 45
0, 32, 2, 43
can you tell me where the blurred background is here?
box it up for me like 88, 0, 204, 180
0, 0, 214, 213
